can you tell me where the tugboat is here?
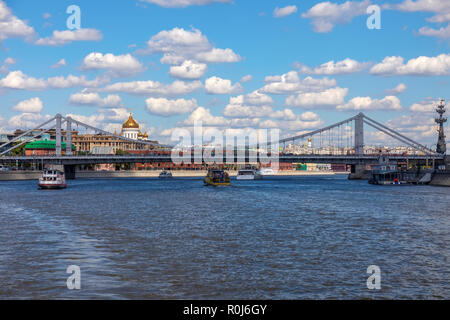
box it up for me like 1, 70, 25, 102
237, 167, 262, 180
159, 170, 173, 179
38, 169, 67, 189
204, 169, 231, 186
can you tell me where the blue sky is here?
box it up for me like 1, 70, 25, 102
0, 0, 449, 146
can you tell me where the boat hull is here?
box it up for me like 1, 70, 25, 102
236, 175, 262, 180
38, 183, 67, 189
204, 177, 230, 187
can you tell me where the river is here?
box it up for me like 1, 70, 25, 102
0, 175, 448, 299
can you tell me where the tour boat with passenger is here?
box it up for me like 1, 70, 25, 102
204, 169, 231, 186
38, 169, 67, 189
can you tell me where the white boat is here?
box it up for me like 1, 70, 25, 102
38, 169, 67, 189
237, 169, 262, 180
257, 168, 275, 176
159, 170, 173, 179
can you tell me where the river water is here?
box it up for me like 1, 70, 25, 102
0, 175, 448, 299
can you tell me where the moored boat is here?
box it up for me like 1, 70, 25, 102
257, 168, 275, 176
38, 169, 67, 189
237, 168, 262, 180
159, 170, 173, 179
204, 169, 231, 186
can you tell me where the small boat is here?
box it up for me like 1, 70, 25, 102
38, 169, 67, 189
159, 170, 173, 179
257, 168, 275, 176
204, 169, 231, 186
237, 168, 262, 180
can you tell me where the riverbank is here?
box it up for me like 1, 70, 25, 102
0, 170, 342, 181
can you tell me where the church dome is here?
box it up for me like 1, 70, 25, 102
122, 113, 139, 129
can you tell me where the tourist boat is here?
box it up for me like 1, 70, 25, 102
38, 169, 67, 189
237, 168, 262, 180
204, 169, 231, 186
159, 170, 173, 179
257, 168, 275, 176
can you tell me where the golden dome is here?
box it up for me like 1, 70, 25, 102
122, 113, 139, 129
143, 132, 148, 138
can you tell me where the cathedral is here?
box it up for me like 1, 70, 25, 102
121, 112, 149, 141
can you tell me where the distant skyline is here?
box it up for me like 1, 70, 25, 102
0, 0, 449, 147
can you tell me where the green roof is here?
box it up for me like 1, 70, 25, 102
25, 140, 76, 151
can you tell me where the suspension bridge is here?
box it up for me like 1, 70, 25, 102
0, 112, 446, 179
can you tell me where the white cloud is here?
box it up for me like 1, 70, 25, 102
205, 76, 243, 94
139, 0, 232, 8
145, 97, 198, 116
273, 5, 298, 18
370, 54, 450, 76
337, 95, 403, 111
0, 70, 109, 91
66, 108, 130, 129
100, 79, 202, 96
181, 107, 229, 126
301, 0, 371, 33
169, 60, 207, 79
240, 75, 253, 83
260, 71, 337, 95
12, 97, 43, 113
51, 58, 67, 69
195, 48, 241, 63
81, 52, 144, 77
8, 113, 52, 130
35, 28, 103, 46
390, 0, 450, 22
410, 98, 439, 112
297, 58, 370, 75
0, 0, 35, 42
143, 27, 241, 64
224, 104, 273, 119
69, 92, 123, 107
385, 83, 407, 95
0, 57, 16, 74
43, 13, 51, 19
286, 87, 348, 108
418, 24, 450, 39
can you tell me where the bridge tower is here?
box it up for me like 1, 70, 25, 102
354, 113, 364, 156
435, 99, 447, 155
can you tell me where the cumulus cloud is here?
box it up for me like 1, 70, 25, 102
0, 70, 109, 91
296, 58, 370, 75
100, 79, 202, 96
301, 0, 371, 33
181, 107, 229, 126
69, 91, 123, 107
370, 54, 450, 76
336, 95, 403, 111
142, 27, 241, 64
224, 104, 273, 119
286, 87, 349, 108
0, 57, 16, 74
169, 60, 207, 79
240, 75, 253, 83
51, 58, 67, 69
385, 83, 407, 96
81, 52, 144, 77
389, 0, 450, 22
259, 71, 336, 95
8, 113, 52, 130
66, 108, 130, 129
12, 97, 43, 113
273, 5, 298, 18
35, 28, 103, 46
0, 0, 36, 42
410, 98, 439, 112
205, 76, 243, 94
145, 97, 198, 116
139, 0, 232, 8
418, 24, 450, 39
